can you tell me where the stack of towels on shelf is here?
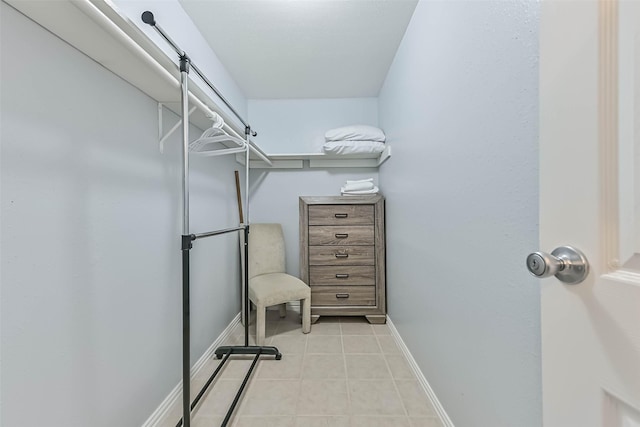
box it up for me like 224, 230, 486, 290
341, 178, 379, 196
323, 125, 386, 155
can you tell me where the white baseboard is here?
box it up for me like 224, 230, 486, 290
387, 316, 455, 427
141, 313, 241, 427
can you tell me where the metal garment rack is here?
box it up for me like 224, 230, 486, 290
141, 11, 281, 427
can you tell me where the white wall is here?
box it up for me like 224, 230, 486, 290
1, 5, 244, 426
247, 98, 380, 276
248, 98, 379, 154
378, 1, 541, 426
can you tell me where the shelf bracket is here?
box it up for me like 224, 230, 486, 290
158, 103, 197, 153
377, 145, 392, 166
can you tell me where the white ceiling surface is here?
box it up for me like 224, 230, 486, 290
179, 0, 418, 99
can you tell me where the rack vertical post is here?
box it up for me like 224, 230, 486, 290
141, 11, 281, 427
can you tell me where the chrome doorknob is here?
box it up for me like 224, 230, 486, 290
526, 246, 589, 284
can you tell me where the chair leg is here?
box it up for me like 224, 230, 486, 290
301, 297, 311, 334
279, 303, 287, 318
256, 303, 266, 346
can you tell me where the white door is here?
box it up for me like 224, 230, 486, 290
539, 1, 640, 426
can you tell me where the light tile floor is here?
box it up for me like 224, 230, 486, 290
160, 312, 442, 427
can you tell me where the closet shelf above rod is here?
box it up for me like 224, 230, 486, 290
236, 144, 392, 169
247, 141, 273, 166
6, 0, 266, 155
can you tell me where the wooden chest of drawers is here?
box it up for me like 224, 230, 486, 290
299, 195, 386, 324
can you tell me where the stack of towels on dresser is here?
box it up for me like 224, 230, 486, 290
341, 178, 379, 196
322, 125, 386, 155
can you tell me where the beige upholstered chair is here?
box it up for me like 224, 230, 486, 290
248, 223, 311, 346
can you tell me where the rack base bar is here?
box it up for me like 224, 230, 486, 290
221, 350, 262, 427
174, 350, 233, 427
214, 345, 282, 360
172, 344, 281, 427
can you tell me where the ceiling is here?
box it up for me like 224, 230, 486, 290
178, 0, 418, 99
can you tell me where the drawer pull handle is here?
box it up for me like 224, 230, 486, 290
335, 213, 348, 218
336, 293, 350, 299
335, 274, 350, 279
335, 233, 349, 239
335, 253, 349, 258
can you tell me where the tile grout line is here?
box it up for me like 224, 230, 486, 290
233, 318, 280, 424
340, 319, 354, 418
376, 325, 411, 418
294, 327, 309, 417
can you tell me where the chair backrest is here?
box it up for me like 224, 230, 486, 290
248, 223, 286, 279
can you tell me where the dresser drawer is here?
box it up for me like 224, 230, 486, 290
309, 266, 375, 286
309, 205, 374, 226
309, 226, 374, 246
309, 246, 375, 266
311, 286, 376, 306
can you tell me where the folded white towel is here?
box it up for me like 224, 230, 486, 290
341, 186, 379, 195
346, 178, 373, 185
343, 181, 375, 192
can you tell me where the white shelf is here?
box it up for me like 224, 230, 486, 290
236, 145, 391, 169
7, 0, 247, 135
9, 0, 392, 170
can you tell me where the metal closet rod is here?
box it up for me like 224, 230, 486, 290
189, 225, 246, 241
141, 11, 257, 137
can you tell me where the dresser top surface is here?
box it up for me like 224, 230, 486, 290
300, 195, 383, 205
